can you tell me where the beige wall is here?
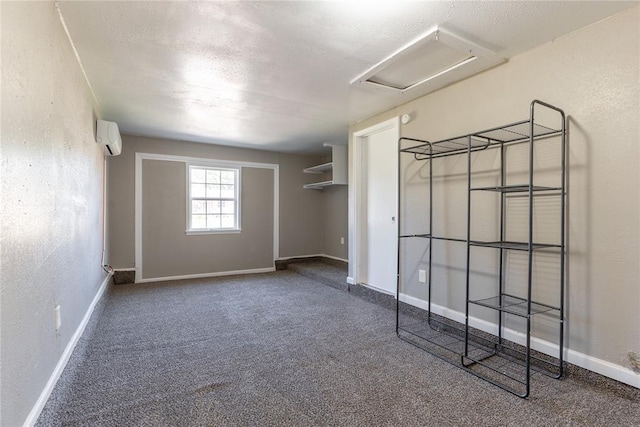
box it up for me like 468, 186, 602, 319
141, 159, 274, 279
349, 7, 640, 374
109, 134, 328, 271
0, 2, 107, 425
323, 186, 348, 260
279, 150, 326, 258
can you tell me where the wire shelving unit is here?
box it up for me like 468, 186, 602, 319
396, 100, 566, 397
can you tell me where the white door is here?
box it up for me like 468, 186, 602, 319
358, 120, 398, 295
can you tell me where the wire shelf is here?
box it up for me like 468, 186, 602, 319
470, 185, 562, 193
400, 136, 489, 159
398, 233, 431, 239
399, 234, 466, 243
400, 119, 562, 160
469, 240, 561, 251
469, 294, 560, 318
473, 121, 560, 143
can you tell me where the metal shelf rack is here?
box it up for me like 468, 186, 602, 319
396, 100, 566, 398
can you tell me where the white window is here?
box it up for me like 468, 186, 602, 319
187, 165, 240, 233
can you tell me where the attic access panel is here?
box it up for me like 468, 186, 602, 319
351, 26, 500, 94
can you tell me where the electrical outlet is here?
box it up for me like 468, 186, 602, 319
340, 237, 344, 245
419, 269, 426, 283
54, 305, 61, 331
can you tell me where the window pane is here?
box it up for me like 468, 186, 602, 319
206, 169, 220, 184
192, 214, 206, 229
191, 168, 205, 183
191, 183, 205, 198
221, 215, 235, 228
192, 200, 206, 214
188, 166, 239, 231
207, 215, 220, 229
206, 184, 220, 198
220, 184, 234, 199
206, 200, 220, 214
220, 170, 235, 184
220, 200, 234, 214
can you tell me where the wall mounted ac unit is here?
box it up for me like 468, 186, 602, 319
96, 120, 122, 156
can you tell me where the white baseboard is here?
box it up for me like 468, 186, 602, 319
276, 254, 322, 261
346, 277, 355, 285
564, 348, 640, 388
136, 267, 275, 284
24, 273, 112, 427
276, 253, 348, 263
398, 293, 640, 389
112, 268, 135, 272
359, 282, 396, 296
319, 254, 348, 263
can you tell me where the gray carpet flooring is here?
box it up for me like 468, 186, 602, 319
37, 269, 640, 426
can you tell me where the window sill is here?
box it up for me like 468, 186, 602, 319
186, 229, 242, 236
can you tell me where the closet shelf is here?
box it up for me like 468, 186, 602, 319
303, 180, 334, 190
469, 240, 561, 251
303, 162, 333, 174
469, 294, 560, 318
303, 144, 347, 190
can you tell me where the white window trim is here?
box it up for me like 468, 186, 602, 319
186, 163, 242, 234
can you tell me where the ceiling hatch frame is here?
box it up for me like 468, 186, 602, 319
351, 26, 503, 95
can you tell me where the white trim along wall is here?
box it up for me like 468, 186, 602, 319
276, 254, 349, 263
134, 152, 280, 283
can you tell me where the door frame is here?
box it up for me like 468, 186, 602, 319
349, 117, 400, 295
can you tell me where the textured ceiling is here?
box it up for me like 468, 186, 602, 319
57, 1, 636, 153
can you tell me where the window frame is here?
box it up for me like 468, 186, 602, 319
186, 163, 242, 235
